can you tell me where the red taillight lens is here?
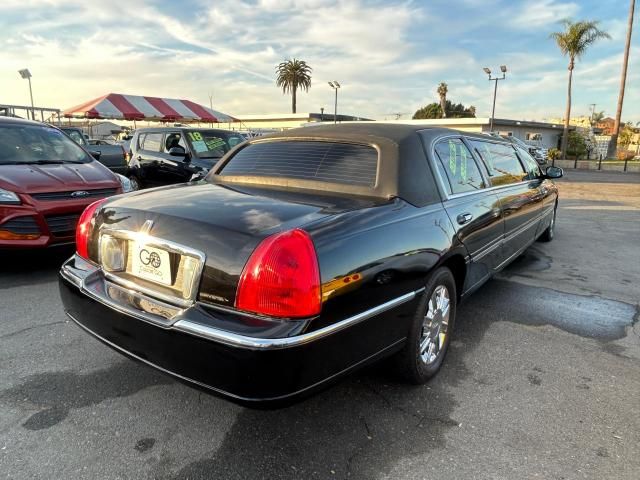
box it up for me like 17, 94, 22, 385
236, 229, 321, 318
76, 198, 107, 260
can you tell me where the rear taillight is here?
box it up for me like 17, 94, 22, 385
76, 198, 108, 260
236, 229, 321, 318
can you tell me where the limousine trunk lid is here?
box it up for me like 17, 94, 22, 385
91, 181, 383, 309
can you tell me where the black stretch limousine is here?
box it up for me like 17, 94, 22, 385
59, 124, 562, 407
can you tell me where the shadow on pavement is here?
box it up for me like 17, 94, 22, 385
0, 246, 73, 288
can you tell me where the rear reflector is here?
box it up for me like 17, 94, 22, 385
76, 198, 108, 260
236, 229, 321, 318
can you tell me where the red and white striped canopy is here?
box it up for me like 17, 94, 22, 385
63, 93, 236, 123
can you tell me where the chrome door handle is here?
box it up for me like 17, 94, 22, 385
457, 213, 473, 225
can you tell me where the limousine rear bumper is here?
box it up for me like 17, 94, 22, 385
59, 255, 418, 407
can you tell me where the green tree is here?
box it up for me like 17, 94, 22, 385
618, 123, 634, 149
437, 82, 448, 118
566, 131, 587, 159
591, 110, 605, 124
275, 58, 312, 114
413, 100, 476, 119
550, 19, 610, 158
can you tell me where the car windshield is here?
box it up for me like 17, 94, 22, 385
0, 124, 92, 164
184, 130, 245, 159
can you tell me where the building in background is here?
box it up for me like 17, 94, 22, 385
376, 118, 571, 150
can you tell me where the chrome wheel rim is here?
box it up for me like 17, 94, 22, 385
128, 176, 140, 191
549, 210, 555, 238
419, 285, 450, 365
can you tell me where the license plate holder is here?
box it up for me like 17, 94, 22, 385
130, 242, 173, 286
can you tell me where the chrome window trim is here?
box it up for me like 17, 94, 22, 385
446, 179, 535, 200
423, 132, 543, 202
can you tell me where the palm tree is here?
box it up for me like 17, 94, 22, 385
275, 59, 312, 114
550, 19, 610, 158
437, 82, 448, 118
608, 0, 635, 158
591, 110, 605, 124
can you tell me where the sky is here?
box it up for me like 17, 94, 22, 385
1, 0, 638, 123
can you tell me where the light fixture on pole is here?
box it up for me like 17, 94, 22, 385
328, 81, 341, 124
18, 69, 35, 121
483, 65, 507, 132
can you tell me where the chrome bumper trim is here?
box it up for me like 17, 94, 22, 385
61, 259, 421, 351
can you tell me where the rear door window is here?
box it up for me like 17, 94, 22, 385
139, 133, 162, 152
219, 141, 378, 187
468, 140, 526, 186
434, 138, 486, 194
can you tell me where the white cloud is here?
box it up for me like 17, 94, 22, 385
0, 0, 638, 125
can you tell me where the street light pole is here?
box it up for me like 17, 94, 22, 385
328, 81, 341, 124
483, 66, 507, 132
18, 69, 34, 120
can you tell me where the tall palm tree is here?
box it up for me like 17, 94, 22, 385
550, 19, 610, 158
608, 0, 635, 158
275, 58, 312, 114
437, 82, 448, 118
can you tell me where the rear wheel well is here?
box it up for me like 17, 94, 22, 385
439, 255, 467, 300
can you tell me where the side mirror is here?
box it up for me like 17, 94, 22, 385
168, 147, 186, 157
89, 150, 101, 160
545, 166, 563, 179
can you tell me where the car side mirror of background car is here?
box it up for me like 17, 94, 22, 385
545, 166, 563, 179
90, 150, 101, 160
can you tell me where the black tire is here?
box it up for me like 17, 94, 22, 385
538, 205, 557, 242
394, 267, 457, 384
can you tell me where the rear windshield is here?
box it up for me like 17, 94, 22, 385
219, 141, 378, 187
0, 124, 91, 164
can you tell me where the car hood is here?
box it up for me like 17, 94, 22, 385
0, 162, 119, 194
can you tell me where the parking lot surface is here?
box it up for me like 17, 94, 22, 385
1, 170, 639, 480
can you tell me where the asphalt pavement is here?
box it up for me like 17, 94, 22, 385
1, 169, 639, 480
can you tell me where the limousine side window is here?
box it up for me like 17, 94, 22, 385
468, 140, 526, 186
515, 146, 542, 180
434, 139, 486, 194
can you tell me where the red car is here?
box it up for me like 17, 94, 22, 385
0, 117, 123, 249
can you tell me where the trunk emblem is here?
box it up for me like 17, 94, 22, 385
140, 219, 154, 234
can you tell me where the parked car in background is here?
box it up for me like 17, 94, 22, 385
0, 117, 123, 249
127, 127, 246, 190
486, 132, 548, 165
61, 127, 129, 175
59, 124, 563, 406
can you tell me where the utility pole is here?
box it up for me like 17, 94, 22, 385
608, 0, 635, 158
589, 103, 596, 125
208, 92, 214, 127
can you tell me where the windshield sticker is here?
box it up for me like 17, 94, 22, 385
205, 138, 226, 151
191, 140, 209, 153
449, 141, 457, 174
188, 131, 203, 142
460, 145, 468, 182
